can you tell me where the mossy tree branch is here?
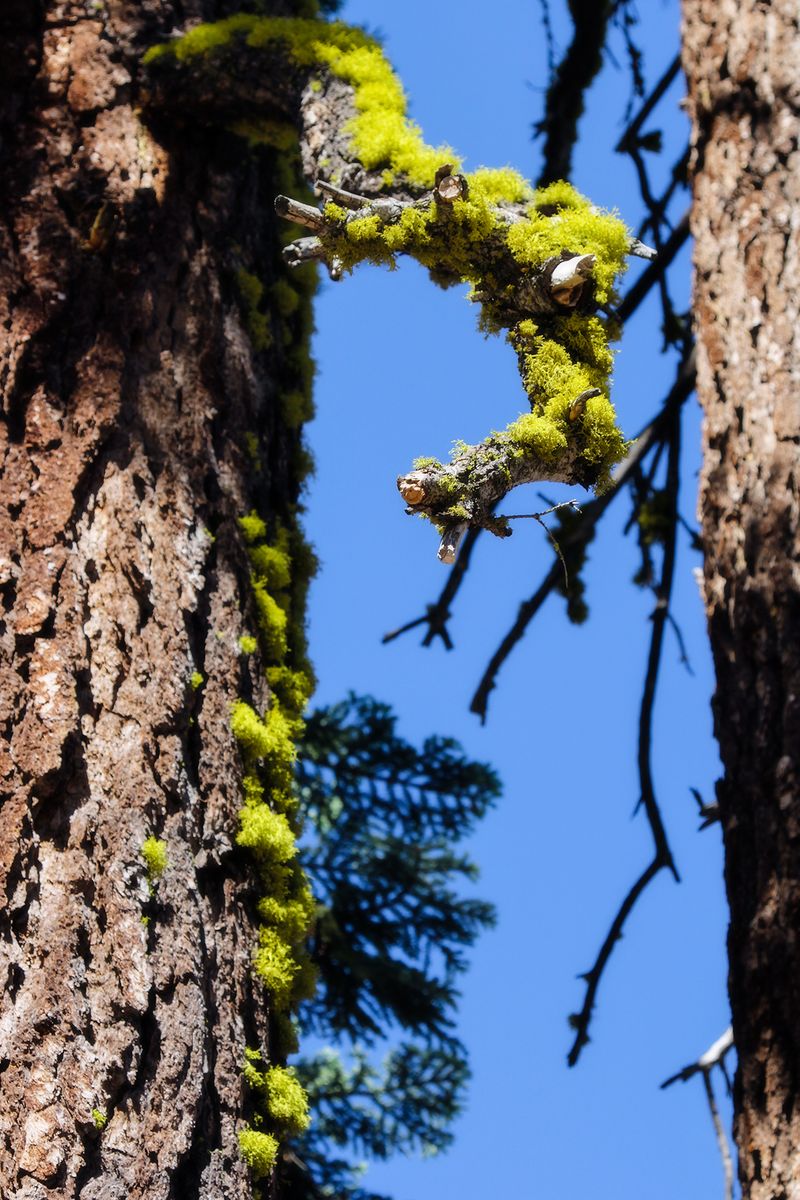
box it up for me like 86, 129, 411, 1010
141, 15, 651, 558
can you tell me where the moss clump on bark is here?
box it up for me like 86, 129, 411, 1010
237, 1128, 279, 1180
232, 516, 317, 1180
140, 836, 168, 886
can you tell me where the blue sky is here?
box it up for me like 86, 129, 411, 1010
302, 2, 733, 1196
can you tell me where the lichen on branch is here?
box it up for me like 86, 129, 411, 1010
142, 15, 643, 561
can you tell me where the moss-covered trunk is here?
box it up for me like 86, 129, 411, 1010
0, 3, 312, 1195
683, 0, 800, 1193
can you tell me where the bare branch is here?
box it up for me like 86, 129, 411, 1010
627, 236, 658, 260
690, 786, 721, 830
616, 212, 691, 323
661, 1028, 735, 1088
282, 236, 326, 267
661, 1028, 735, 1200
566, 406, 682, 1066
437, 523, 469, 566
535, 0, 620, 186
703, 1069, 735, 1200
275, 194, 327, 231
615, 54, 682, 155
314, 179, 370, 209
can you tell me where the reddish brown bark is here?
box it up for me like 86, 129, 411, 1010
0, 3, 302, 1195
683, 1, 800, 1194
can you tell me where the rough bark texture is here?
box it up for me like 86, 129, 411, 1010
683, 2, 800, 1194
0, 2, 303, 1196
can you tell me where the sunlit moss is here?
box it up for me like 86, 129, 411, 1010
140, 836, 168, 884
237, 1128, 279, 1180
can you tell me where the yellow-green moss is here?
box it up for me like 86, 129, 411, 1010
236, 269, 271, 351
252, 926, 302, 1008
266, 665, 314, 714
231, 700, 298, 783
230, 117, 297, 150
91, 1109, 107, 1131
146, 17, 455, 188
281, 389, 315, 428
237, 803, 297, 865
190, 671, 204, 691
243, 1051, 311, 1136
238, 1128, 279, 1180
248, 537, 292, 591
238, 511, 268, 545
257, 886, 314, 943
141, 836, 168, 884
271, 278, 301, 317
239, 634, 258, 655
507, 187, 630, 306
244, 432, 262, 471
231, 516, 317, 1060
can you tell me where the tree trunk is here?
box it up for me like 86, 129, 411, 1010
683, 2, 800, 1194
0, 3, 304, 1196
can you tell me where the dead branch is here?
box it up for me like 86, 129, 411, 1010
566, 403, 682, 1066
662, 1028, 735, 1200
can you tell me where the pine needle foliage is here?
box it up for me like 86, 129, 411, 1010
287, 693, 500, 1200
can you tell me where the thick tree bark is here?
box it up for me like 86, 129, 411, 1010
0, 3, 303, 1196
683, 2, 800, 1194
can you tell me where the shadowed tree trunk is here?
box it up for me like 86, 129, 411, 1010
0, 3, 307, 1195
683, 1, 800, 1194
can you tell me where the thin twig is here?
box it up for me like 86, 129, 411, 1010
615, 54, 682, 154
502, 501, 582, 589
661, 1028, 735, 1088
566, 407, 682, 1065
690, 786, 721, 830
566, 857, 663, 1064
667, 611, 694, 674
637, 148, 689, 241
616, 211, 690, 324
382, 525, 484, 649
702, 1069, 735, 1200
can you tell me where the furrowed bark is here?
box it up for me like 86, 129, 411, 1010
0, 3, 301, 1196
683, 1, 800, 1194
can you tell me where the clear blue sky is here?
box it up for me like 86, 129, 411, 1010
303, 2, 732, 1196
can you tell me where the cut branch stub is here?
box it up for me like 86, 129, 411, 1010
434, 163, 469, 204
568, 387, 601, 422
550, 254, 596, 306
274, 194, 326, 232
276, 183, 603, 319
